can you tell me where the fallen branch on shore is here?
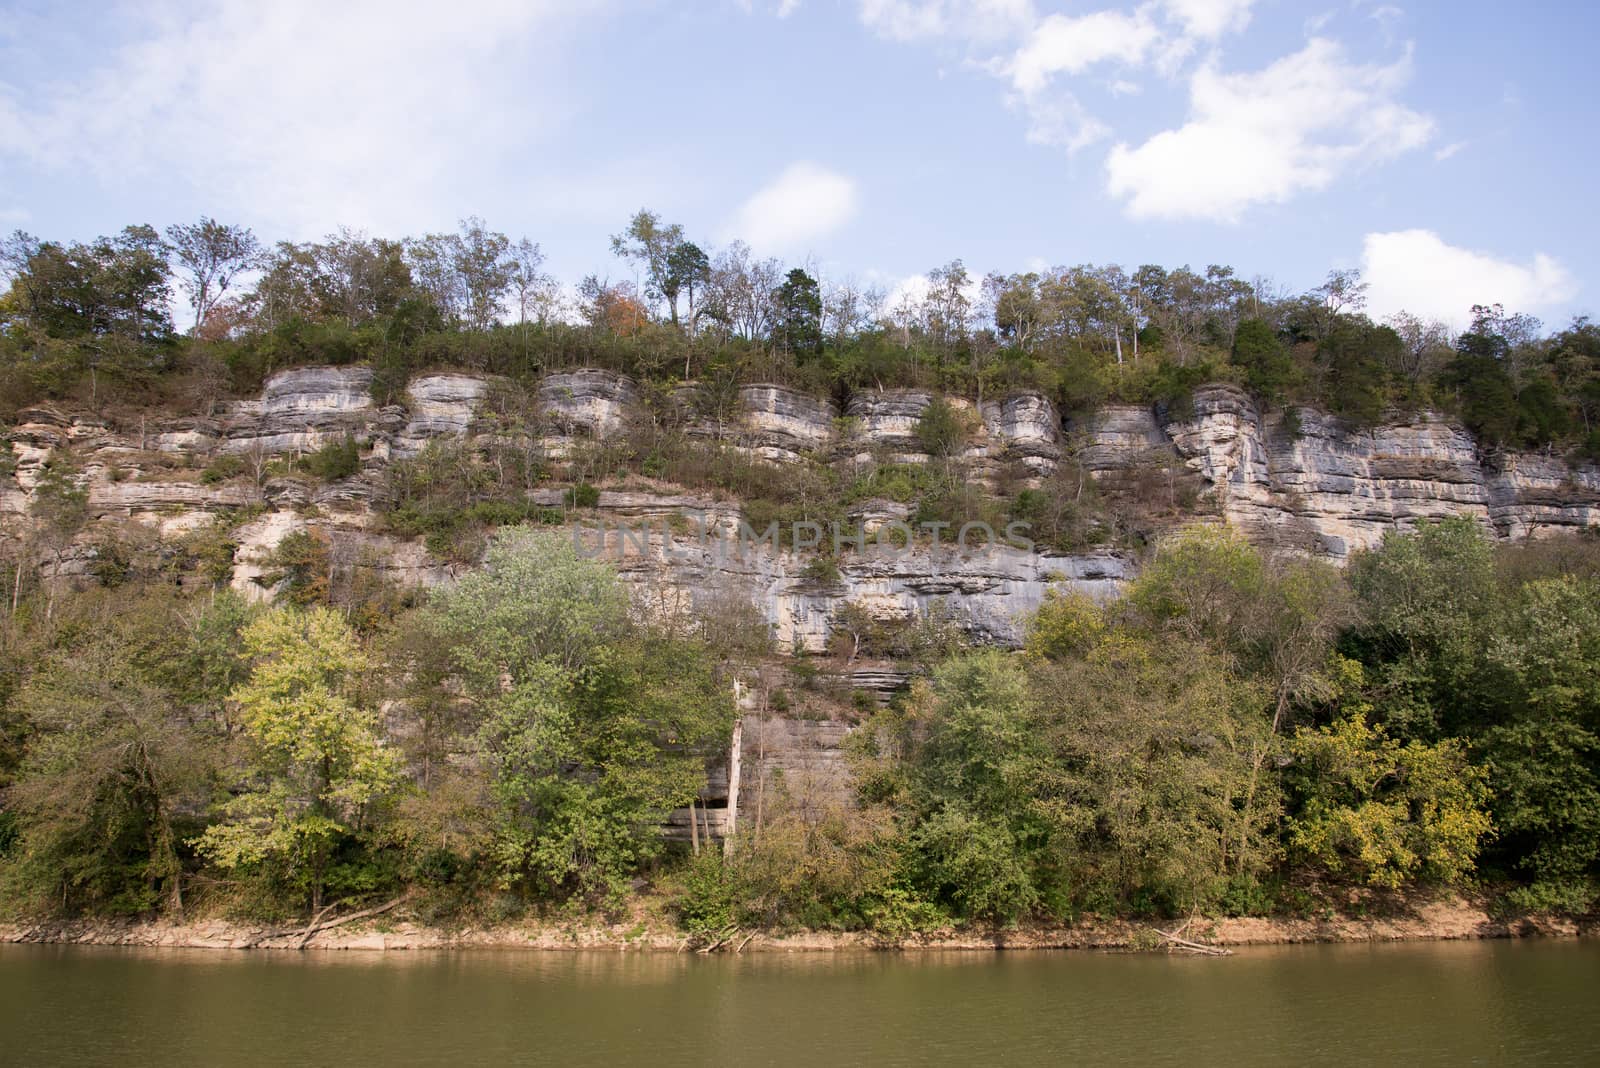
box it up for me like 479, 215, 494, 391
690, 925, 744, 954
240, 896, 410, 949
1152, 925, 1232, 956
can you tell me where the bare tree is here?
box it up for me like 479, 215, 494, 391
165, 218, 261, 332
507, 238, 550, 326
1385, 311, 1455, 383
705, 242, 780, 342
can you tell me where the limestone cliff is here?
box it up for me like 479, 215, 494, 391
5, 368, 1597, 656
1076, 384, 1600, 560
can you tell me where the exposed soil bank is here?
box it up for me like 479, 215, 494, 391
1, 897, 1592, 953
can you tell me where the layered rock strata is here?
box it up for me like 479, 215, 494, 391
6, 369, 1597, 653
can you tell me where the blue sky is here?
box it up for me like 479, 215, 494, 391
1, 0, 1595, 331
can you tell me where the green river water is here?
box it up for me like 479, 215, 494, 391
1, 939, 1596, 1066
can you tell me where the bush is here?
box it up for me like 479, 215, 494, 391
670, 850, 740, 935
914, 397, 970, 458
566, 482, 600, 508
200, 454, 246, 484
800, 556, 842, 586
300, 435, 361, 481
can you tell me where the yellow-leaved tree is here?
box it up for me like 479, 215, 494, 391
195, 606, 400, 910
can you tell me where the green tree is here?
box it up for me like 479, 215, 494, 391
666, 241, 711, 329
1232, 317, 1297, 404
1440, 351, 1520, 446
773, 268, 822, 360
913, 396, 969, 459
165, 217, 261, 332
1319, 319, 1397, 426
1344, 518, 1498, 740
455, 216, 513, 331
5, 623, 215, 915
1287, 715, 1492, 890
1030, 631, 1276, 915
902, 651, 1051, 923
8, 226, 172, 344
610, 209, 688, 324
1479, 576, 1600, 910
422, 529, 732, 904
195, 607, 400, 910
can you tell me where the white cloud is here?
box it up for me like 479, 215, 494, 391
1105, 38, 1433, 221
1005, 10, 1160, 95
857, 0, 1035, 44
725, 163, 859, 252
1304, 10, 1336, 34
777, 0, 803, 16
885, 272, 933, 314
855, 2, 1429, 216
858, 0, 946, 40
994, 7, 1167, 154
0, 1, 603, 234
1161, 0, 1257, 39
1018, 94, 1112, 152
1361, 230, 1577, 330
1365, 3, 1405, 44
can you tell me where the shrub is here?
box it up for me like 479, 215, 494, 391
200, 454, 246, 484
566, 482, 600, 508
914, 397, 970, 458
800, 556, 842, 586
299, 435, 360, 481
670, 851, 740, 935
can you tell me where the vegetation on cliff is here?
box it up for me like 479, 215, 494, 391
1, 212, 1597, 935
0, 521, 1596, 932
4, 214, 1599, 460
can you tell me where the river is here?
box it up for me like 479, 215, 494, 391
2, 939, 1597, 1066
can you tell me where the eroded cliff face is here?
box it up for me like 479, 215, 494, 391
5, 369, 1597, 655
1076, 384, 1600, 560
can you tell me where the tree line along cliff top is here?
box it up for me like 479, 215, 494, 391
3, 213, 1597, 462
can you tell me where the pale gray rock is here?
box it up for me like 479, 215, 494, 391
981, 392, 1062, 474
8, 367, 1599, 656
538, 369, 636, 440
738, 384, 838, 463
391, 373, 492, 456
845, 388, 934, 462
221, 366, 375, 455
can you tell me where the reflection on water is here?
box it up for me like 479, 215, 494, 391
2, 939, 1597, 1066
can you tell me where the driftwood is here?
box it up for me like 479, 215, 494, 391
295, 903, 338, 950
240, 895, 409, 949
693, 925, 743, 954
1152, 924, 1232, 956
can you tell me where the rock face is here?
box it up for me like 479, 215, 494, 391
595, 528, 1126, 653
1075, 384, 1600, 559
7, 367, 1599, 646
845, 388, 934, 462
14, 368, 1589, 825
737, 384, 838, 463
391, 373, 492, 457
841, 388, 1063, 477
1074, 405, 1172, 474
222, 366, 376, 455
982, 393, 1061, 475
538, 370, 636, 454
